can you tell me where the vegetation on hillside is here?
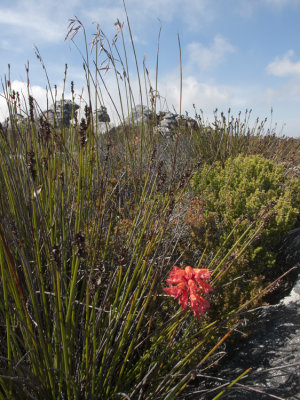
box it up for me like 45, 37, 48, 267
0, 12, 299, 400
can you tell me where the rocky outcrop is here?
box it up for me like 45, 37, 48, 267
1, 100, 80, 130
123, 105, 198, 137
93, 106, 111, 134
125, 105, 153, 125
94, 106, 110, 123
209, 228, 300, 400
156, 111, 198, 137
155, 111, 178, 137
46, 100, 79, 128
1, 104, 198, 135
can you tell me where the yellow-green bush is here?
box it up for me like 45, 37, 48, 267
185, 154, 300, 314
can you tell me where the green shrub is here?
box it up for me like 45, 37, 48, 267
185, 154, 300, 314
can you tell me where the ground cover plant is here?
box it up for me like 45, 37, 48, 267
187, 154, 300, 314
0, 9, 299, 400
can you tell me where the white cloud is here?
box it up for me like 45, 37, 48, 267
0, 9, 64, 42
0, 0, 84, 44
0, 39, 14, 51
186, 35, 235, 71
0, 0, 214, 54
156, 73, 246, 116
266, 50, 300, 76
0, 80, 78, 121
82, 0, 214, 34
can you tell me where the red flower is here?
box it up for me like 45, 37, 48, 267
164, 266, 213, 320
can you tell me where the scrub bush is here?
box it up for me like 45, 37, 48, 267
186, 154, 300, 313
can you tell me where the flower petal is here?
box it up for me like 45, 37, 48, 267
178, 291, 189, 310
166, 266, 187, 284
194, 268, 211, 281
197, 280, 214, 295
184, 266, 194, 279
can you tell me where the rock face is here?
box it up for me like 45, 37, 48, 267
214, 228, 300, 400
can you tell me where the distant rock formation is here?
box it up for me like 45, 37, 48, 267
124, 105, 153, 125
94, 106, 110, 123
46, 100, 79, 128
1, 103, 198, 136
123, 105, 198, 137
93, 106, 111, 134
155, 111, 198, 137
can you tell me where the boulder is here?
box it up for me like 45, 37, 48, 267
94, 106, 110, 123
47, 100, 79, 128
155, 112, 198, 137
122, 105, 198, 137
156, 112, 178, 137
124, 105, 153, 125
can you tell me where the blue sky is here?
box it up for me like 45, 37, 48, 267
1, 0, 300, 137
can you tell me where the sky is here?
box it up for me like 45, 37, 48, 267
1, 0, 300, 137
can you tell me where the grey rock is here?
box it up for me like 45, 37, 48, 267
94, 106, 110, 123
118, 104, 198, 137
211, 228, 300, 399
156, 126, 173, 137
93, 107, 111, 134
125, 105, 153, 125
42, 109, 56, 127
156, 111, 198, 137
95, 122, 112, 134
47, 100, 79, 127
179, 114, 198, 130
280, 228, 300, 274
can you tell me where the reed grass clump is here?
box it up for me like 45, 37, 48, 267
0, 9, 299, 400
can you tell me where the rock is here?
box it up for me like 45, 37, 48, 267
94, 106, 110, 123
42, 109, 56, 127
281, 228, 300, 271
47, 100, 79, 128
93, 106, 111, 134
113, 104, 198, 137
155, 112, 198, 137
179, 114, 198, 130
208, 228, 300, 399
125, 105, 153, 125
157, 112, 178, 137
